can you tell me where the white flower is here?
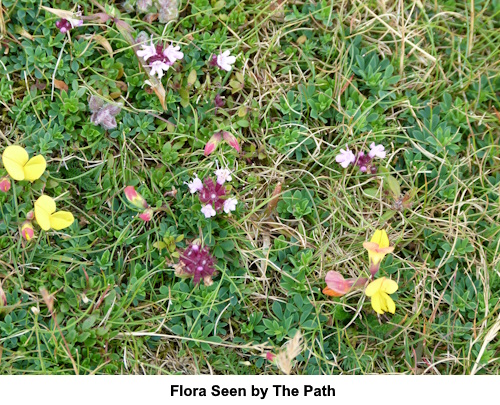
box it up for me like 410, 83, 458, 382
163, 44, 183, 64
186, 175, 204, 194
215, 168, 232, 185
201, 204, 216, 218
368, 142, 386, 159
137, 38, 157, 61
223, 198, 237, 214
150, 60, 170, 79
68, 18, 83, 28
216, 50, 236, 71
335, 148, 356, 168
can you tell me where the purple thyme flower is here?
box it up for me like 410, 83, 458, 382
185, 175, 204, 194
137, 37, 183, 79
210, 50, 237, 71
178, 241, 216, 284
215, 168, 232, 185
198, 178, 227, 213
368, 143, 386, 159
201, 204, 217, 218
223, 197, 237, 214
335, 148, 356, 168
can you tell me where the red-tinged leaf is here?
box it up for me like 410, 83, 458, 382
53, 79, 69, 91
266, 182, 282, 214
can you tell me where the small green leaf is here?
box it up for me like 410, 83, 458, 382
364, 188, 380, 198
385, 175, 401, 197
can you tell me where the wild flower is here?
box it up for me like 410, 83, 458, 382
322, 271, 368, 297
204, 131, 240, 156
213, 50, 236, 71
368, 142, 386, 159
363, 229, 394, 277
34, 195, 74, 231
0, 176, 11, 192
365, 277, 398, 315
177, 240, 216, 285
89, 95, 122, 130
185, 175, 204, 194
223, 197, 238, 214
138, 208, 154, 222
335, 143, 386, 173
215, 168, 232, 185
187, 169, 238, 218
335, 148, 356, 168
222, 131, 240, 152
198, 178, 227, 213
204, 132, 222, 156
124, 186, 149, 209
124, 186, 154, 222
201, 204, 217, 218
137, 36, 183, 79
2, 145, 46, 182
55, 17, 83, 33
266, 352, 276, 362
21, 221, 35, 241
137, 37, 157, 60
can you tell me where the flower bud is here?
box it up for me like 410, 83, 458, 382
26, 210, 35, 221
323, 271, 367, 297
124, 186, 149, 209
0, 176, 11, 193
266, 352, 276, 362
204, 132, 222, 156
222, 131, 240, 152
138, 208, 153, 222
21, 221, 35, 241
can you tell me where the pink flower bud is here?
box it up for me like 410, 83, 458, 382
204, 132, 223, 156
222, 131, 240, 152
0, 176, 11, 193
139, 208, 153, 222
124, 186, 149, 209
266, 352, 276, 362
21, 221, 35, 241
26, 211, 35, 221
323, 271, 368, 297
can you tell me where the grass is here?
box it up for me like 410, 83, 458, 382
0, 0, 499, 375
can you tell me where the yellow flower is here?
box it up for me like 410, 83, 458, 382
365, 277, 398, 314
363, 229, 394, 266
2, 145, 46, 182
34, 195, 74, 231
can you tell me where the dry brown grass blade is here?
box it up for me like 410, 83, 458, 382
275, 330, 304, 375
40, 5, 75, 20
0, 0, 6, 37
40, 287, 79, 374
91, 34, 113, 56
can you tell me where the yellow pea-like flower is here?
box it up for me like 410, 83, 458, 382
1, 145, 46, 182
363, 229, 395, 266
34, 195, 74, 231
365, 277, 398, 315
